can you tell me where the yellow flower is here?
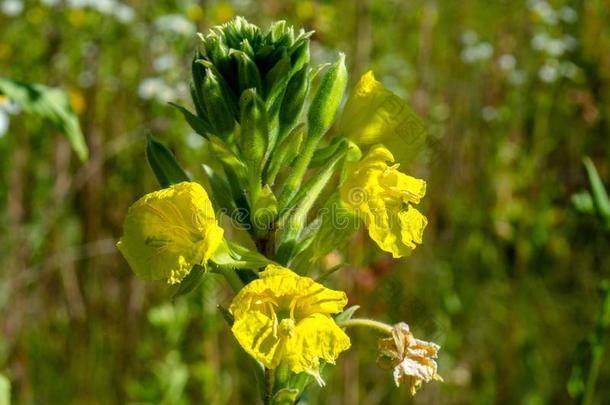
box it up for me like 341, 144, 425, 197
377, 323, 442, 395
117, 182, 224, 284
229, 265, 351, 385
340, 144, 427, 258
339, 70, 426, 165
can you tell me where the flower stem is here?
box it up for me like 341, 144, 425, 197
219, 267, 243, 293
336, 318, 393, 335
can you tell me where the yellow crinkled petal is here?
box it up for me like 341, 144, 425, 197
231, 309, 285, 369
117, 181, 224, 284
229, 266, 350, 379
282, 313, 351, 380
229, 265, 347, 319
339, 71, 426, 164
340, 145, 427, 258
399, 207, 427, 247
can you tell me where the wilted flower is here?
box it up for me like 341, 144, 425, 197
340, 144, 427, 258
229, 265, 351, 385
377, 322, 442, 395
117, 182, 224, 284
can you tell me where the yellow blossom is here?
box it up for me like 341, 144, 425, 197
339, 70, 426, 165
377, 323, 442, 395
229, 265, 351, 385
117, 181, 224, 284
340, 144, 427, 258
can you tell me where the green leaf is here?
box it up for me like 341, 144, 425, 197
169, 102, 212, 137
171, 264, 206, 299
0, 77, 88, 162
583, 157, 610, 221
145, 136, 190, 188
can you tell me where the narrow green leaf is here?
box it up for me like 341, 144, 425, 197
583, 157, 610, 221
146, 136, 190, 188
169, 102, 212, 137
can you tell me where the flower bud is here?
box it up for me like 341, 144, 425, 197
201, 68, 236, 138
279, 64, 309, 136
307, 53, 348, 140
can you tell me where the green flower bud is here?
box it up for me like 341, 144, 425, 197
307, 53, 348, 141
201, 68, 236, 138
239, 88, 268, 173
279, 64, 309, 137
230, 49, 262, 95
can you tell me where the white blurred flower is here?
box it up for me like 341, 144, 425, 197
114, 4, 135, 23
559, 6, 577, 23
138, 78, 175, 101
40, 0, 60, 5
530, 0, 558, 25
155, 15, 196, 36
539, 61, 559, 83
1, 0, 23, 16
531, 32, 550, 51
498, 54, 516, 71
461, 42, 493, 64
153, 54, 176, 72
0, 109, 8, 138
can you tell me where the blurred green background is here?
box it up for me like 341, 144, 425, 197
1, 0, 610, 404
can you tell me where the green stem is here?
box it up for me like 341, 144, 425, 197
219, 267, 244, 293
264, 367, 274, 404
336, 318, 393, 335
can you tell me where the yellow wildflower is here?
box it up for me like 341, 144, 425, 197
229, 265, 351, 385
117, 181, 224, 284
377, 323, 442, 395
339, 70, 426, 165
340, 144, 427, 258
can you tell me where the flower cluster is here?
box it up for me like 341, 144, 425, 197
117, 17, 441, 401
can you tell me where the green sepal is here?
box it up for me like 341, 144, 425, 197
252, 184, 278, 235
210, 239, 272, 270
307, 53, 348, 140
270, 388, 299, 405
230, 49, 263, 95
335, 305, 360, 322
171, 264, 206, 299
145, 136, 190, 188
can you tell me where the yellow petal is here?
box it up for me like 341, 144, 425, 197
340, 145, 428, 258
282, 313, 351, 379
339, 71, 426, 164
231, 309, 285, 369
117, 182, 224, 283
229, 266, 351, 378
